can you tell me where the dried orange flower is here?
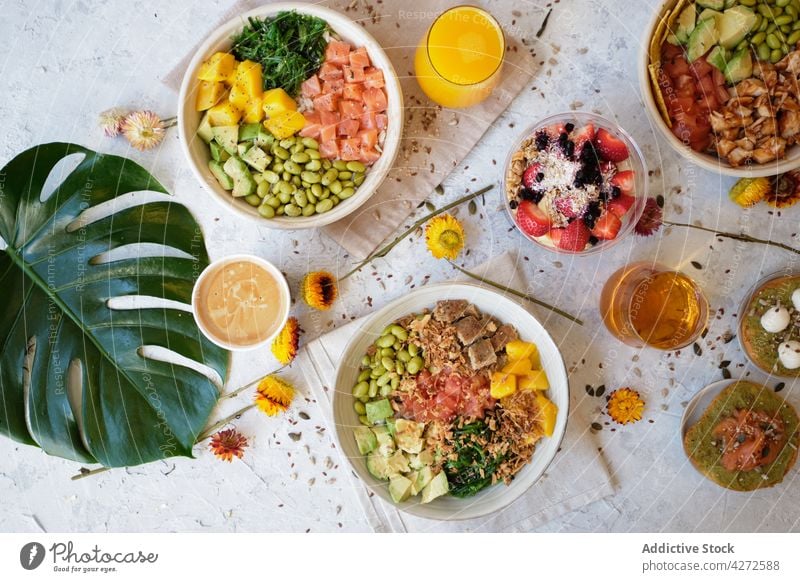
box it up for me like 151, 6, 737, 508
255, 375, 295, 416
272, 317, 301, 365
607, 387, 645, 425
301, 271, 338, 310
209, 428, 248, 462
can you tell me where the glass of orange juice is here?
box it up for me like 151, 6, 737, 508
414, 5, 505, 108
599, 262, 709, 350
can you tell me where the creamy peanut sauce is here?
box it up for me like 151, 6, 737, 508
195, 260, 286, 347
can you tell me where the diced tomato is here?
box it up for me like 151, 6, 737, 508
318, 61, 343, 80
301, 74, 322, 97
338, 118, 360, 137
299, 111, 322, 138
689, 57, 713, 80
322, 78, 344, 95
363, 67, 385, 89
349, 46, 371, 69
357, 128, 378, 148
662, 43, 683, 60
339, 138, 361, 160
363, 87, 387, 112
663, 58, 690, 79
319, 140, 339, 159
339, 99, 363, 119
313, 92, 338, 112
320, 123, 337, 144
360, 146, 381, 164
375, 113, 388, 130
325, 40, 351, 66
343, 65, 365, 83
343, 82, 364, 101
697, 75, 716, 98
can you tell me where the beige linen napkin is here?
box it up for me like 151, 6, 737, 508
297, 252, 615, 532
163, 0, 537, 258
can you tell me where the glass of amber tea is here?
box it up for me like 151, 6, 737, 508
599, 262, 709, 350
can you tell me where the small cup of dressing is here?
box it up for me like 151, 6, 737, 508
192, 254, 290, 351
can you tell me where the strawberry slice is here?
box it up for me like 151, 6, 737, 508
571, 123, 595, 157
545, 123, 566, 139
522, 163, 542, 190
610, 170, 635, 196
591, 211, 622, 240
548, 227, 565, 248
553, 197, 583, 218
515, 200, 551, 237
557, 219, 591, 252
595, 128, 629, 162
606, 193, 635, 217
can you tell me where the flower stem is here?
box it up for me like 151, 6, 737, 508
162, 116, 178, 129
340, 184, 495, 280
219, 366, 287, 401
664, 220, 800, 256
447, 261, 584, 325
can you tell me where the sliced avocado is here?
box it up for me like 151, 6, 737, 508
389, 475, 413, 503
724, 0, 736, 8
674, 3, 697, 45
719, 5, 757, 49
255, 127, 274, 148
414, 466, 434, 495
386, 450, 410, 475
197, 113, 214, 143
242, 146, 271, 172
386, 418, 396, 438
231, 172, 256, 198
237, 142, 252, 157
687, 18, 719, 62
724, 47, 753, 84
238, 122, 262, 141
394, 419, 425, 454
406, 471, 421, 495
409, 449, 434, 470
365, 398, 394, 425
698, 8, 721, 25
420, 471, 449, 504
696, 0, 724, 10
222, 156, 249, 181
209, 140, 223, 162
372, 425, 395, 457
707, 45, 729, 71
211, 125, 239, 155
208, 160, 234, 190
366, 452, 391, 480
354, 426, 378, 455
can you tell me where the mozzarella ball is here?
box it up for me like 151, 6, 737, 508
778, 341, 800, 370
761, 305, 790, 333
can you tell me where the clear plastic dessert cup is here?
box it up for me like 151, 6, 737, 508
502, 111, 648, 256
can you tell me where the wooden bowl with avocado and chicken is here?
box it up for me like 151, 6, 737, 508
683, 380, 799, 491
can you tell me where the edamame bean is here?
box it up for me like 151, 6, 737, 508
354, 401, 366, 415
258, 204, 275, 218
361, 355, 371, 367
768, 33, 782, 49
302, 204, 316, 217
346, 161, 366, 173
771, 47, 784, 62
338, 170, 352, 180
379, 384, 392, 397
390, 325, 408, 340
330, 195, 340, 205
390, 376, 400, 391
352, 381, 369, 398
284, 160, 302, 175
408, 343, 420, 357
758, 42, 772, 61
301, 170, 321, 183
359, 415, 371, 426
381, 357, 394, 371
339, 187, 355, 199
397, 349, 411, 362
273, 146, 290, 160
279, 138, 295, 149
257, 181, 270, 197
380, 348, 395, 358
316, 199, 334, 213
321, 169, 338, 186
789, 29, 800, 44
333, 160, 348, 171
778, 0, 792, 8
740, 0, 757, 6
306, 149, 321, 160
291, 152, 310, 164
407, 356, 424, 375
301, 137, 319, 149
284, 203, 302, 217
262, 170, 280, 184
751, 31, 767, 45
245, 194, 261, 207
376, 372, 392, 387
330, 180, 343, 194
396, 361, 405, 375
305, 159, 322, 172
358, 369, 371, 382
376, 334, 395, 348
368, 380, 379, 398
294, 191, 308, 207
354, 173, 366, 186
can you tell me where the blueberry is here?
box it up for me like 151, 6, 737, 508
588, 236, 600, 246
583, 214, 596, 229
531, 190, 545, 203
565, 122, 575, 133
509, 199, 519, 209
565, 141, 575, 159
519, 187, 536, 200
536, 172, 545, 182
587, 200, 602, 217
558, 132, 569, 144
535, 132, 549, 150
611, 186, 622, 198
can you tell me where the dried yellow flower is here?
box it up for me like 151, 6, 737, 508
425, 214, 465, 260
607, 387, 645, 425
255, 375, 295, 417
301, 271, 338, 310
271, 317, 300, 365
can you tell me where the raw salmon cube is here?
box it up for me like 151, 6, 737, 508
318, 62, 343, 80
338, 118, 360, 138
339, 138, 361, 160
320, 123, 337, 144
363, 87, 387, 112
313, 92, 339, 112
360, 112, 377, 129
349, 46, 371, 69
322, 78, 344, 95
299, 111, 322, 138
375, 113, 388, 130
319, 110, 340, 126
357, 128, 378, 148
363, 67, 385, 89
343, 82, 364, 101
320, 140, 339, 159
325, 40, 352, 66
301, 74, 322, 97
360, 147, 381, 164
343, 65, 365, 84
339, 99, 363, 119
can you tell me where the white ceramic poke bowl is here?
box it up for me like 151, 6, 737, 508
332, 282, 570, 521
178, 2, 403, 229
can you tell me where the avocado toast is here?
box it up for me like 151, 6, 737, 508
684, 381, 799, 491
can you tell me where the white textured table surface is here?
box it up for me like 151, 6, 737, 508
1, 0, 799, 533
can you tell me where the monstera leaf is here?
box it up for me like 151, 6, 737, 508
0, 143, 229, 467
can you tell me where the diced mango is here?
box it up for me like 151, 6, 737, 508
197, 52, 237, 83
518, 370, 550, 392
228, 81, 251, 112
536, 393, 558, 437
263, 110, 306, 139
195, 80, 226, 111
506, 340, 541, 369
490, 372, 517, 400
262, 88, 297, 117
502, 358, 532, 376
242, 95, 264, 124
234, 60, 264, 97
207, 101, 241, 126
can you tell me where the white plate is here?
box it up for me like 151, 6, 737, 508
332, 282, 570, 521
178, 2, 404, 229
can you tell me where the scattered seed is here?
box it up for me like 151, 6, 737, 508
585, 384, 595, 396
425, 201, 436, 211
591, 422, 603, 431
288, 432, 302, 442
435, 184, 444, 196
468, 200, 477, 215
691, 261, 703, 270
775, 382, 786, 393
719, 360, 731, 368
656, 194, 665, 208
693, 343, 702, 356
299, 411, 310, 420
595, 384, 606, 397
722, 368, 732, 379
